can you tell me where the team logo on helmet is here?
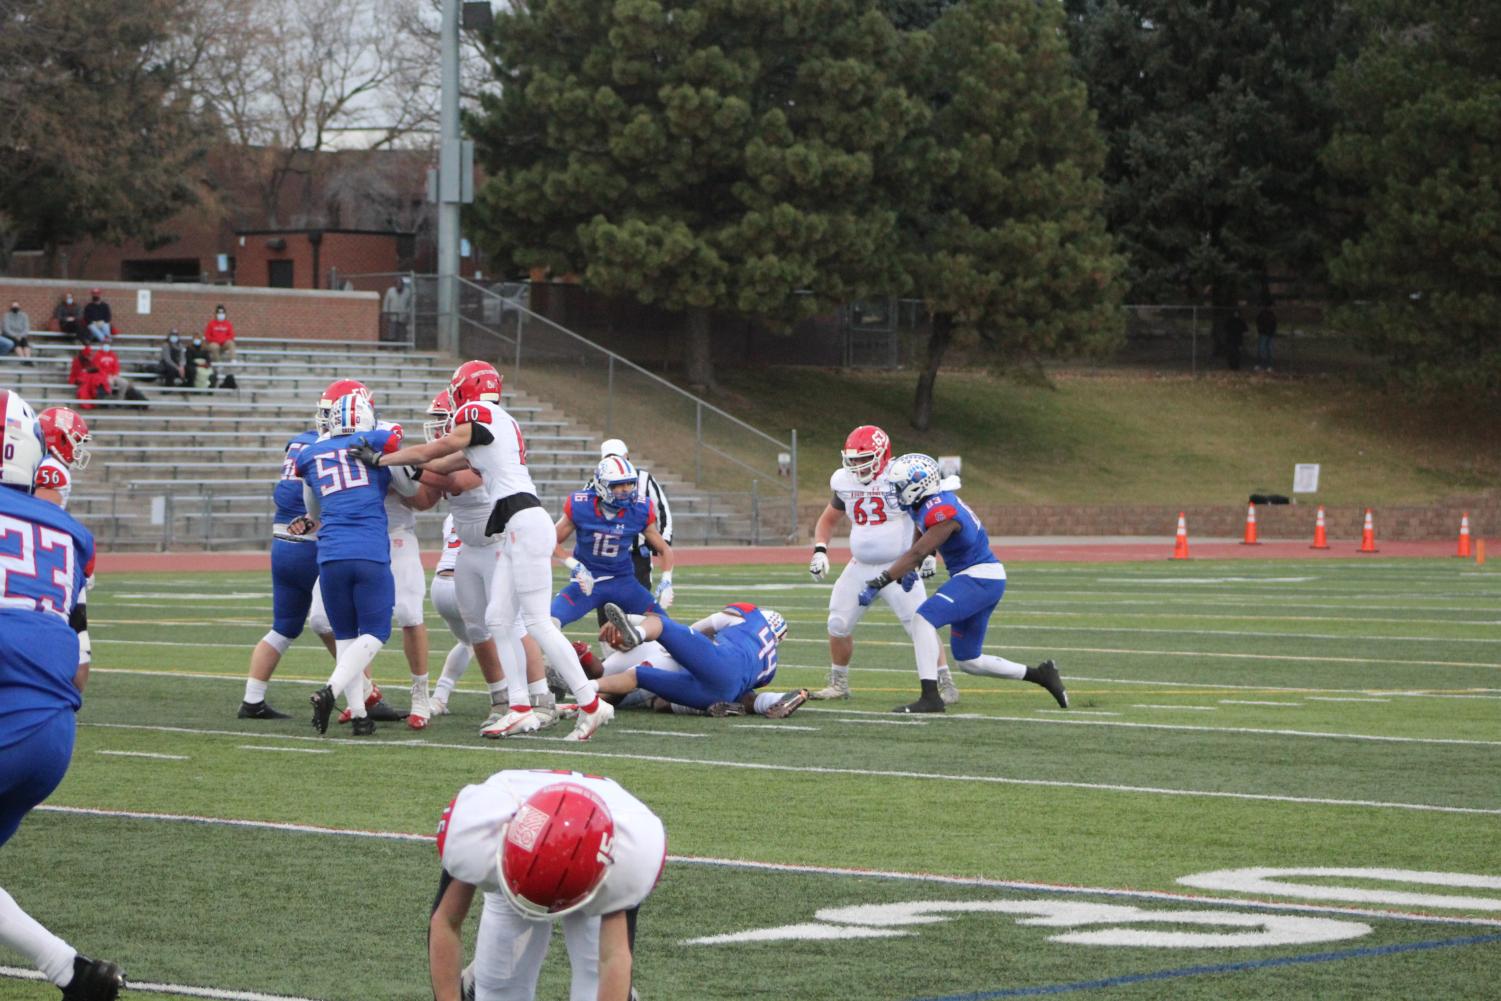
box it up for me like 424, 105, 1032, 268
448, 360, 503, 408
763, 609, 788, 643
887, 453, 942, 509
842, 425, 892, 485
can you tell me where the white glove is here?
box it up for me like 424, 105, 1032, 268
654, 573, 675, 609
566, 558, 595, 596
920, 554, 938, 579
809, 545, 829, 581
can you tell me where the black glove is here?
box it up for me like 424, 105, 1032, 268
349, 442, 382, 467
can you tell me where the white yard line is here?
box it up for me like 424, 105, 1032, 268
734, 723, 818, 731
95, 750, 189, 761
614, 729, 707, 738
0, 968, 322, 1001
836, 718, 930, 726
237, 744, 332, 754
1037, 709, 1121, 716
1133, 704, 1219, 711
1220, 700, 1304, 707
74, 723, 1501, 815
1309, 696, 1392, 703
19, 809, 1501, 930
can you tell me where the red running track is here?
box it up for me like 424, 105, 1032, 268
97, 538, 1481, 574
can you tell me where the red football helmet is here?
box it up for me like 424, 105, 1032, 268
424, 388, 453, 442
498, 782, 615, 919
841, 425, 891, 484
38, 407, 92, 470
448, 360, 503, 408
316, 379, 373, 433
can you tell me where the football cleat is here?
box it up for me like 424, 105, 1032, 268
564, 699, 614, 741
429, 697, 451, 717
706, 700, 746, 717
309, 685, 336, 734
481, 708, 542, 738
531, 693, 560, 731
602, 603, 642, 651
554, 703, 581, 719
351, 716, 377, 736
366, 698, 406, 722
237, 700, 289, 720
809, 671, 850, 700
60, 955, 125, 1001
937, 668, 960, 706
1031, 659, 1069, 709
766, 688, 810, 720
894, 696, 946, 714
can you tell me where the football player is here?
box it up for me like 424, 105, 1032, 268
866, 453, 1068, 713
807, 424, 958, 705
310, 379, 429, 727
593, 636, 809, 720
0, 390, 126, 1001
553, 455, 675, 624
429, 769, 666, 1001
293, 392, 405, 735
357, 360, 613, 743
238, 413, 337, 719
593, 601, 787, 715
33, 407, 100, 691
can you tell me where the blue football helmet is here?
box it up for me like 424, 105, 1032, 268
886, 453, 942, 509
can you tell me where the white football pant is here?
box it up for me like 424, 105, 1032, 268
828, 558, 938, 680
473, 892, 598, 1001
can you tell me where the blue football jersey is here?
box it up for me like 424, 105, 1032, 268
911, 490, 998, 574
294, 429, 396, 563
716, 603, 779, 688
565, 491, 654, 577
273, 429, 320, 523
0, 487, 94, 720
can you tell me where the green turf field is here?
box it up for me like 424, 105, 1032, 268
3, 558, 1499, 1001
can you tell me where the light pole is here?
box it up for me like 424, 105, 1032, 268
434, 0, 487, 355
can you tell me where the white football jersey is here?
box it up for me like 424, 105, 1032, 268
830, 467, 909, 564
436, 514, 462, 574
34, 456, 72, 508
446, 469, 492, 523
453, 400, 537, 501
377, 420, 418, 532
438, 769, 666, 918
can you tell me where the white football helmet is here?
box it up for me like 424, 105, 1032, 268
0, 389, 45, 491
762, 609, 788, 643
328, 393, 376, 436
592, 455, 639, 510
886, 453, 943, 509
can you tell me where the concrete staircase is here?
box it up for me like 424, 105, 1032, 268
1, 335, 747, 550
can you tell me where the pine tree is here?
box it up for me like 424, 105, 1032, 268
902, 0, 1124, 430
468, 0, 926, 389
1325, 0, 1501, 393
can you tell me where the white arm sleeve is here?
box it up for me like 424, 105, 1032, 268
690, 611, 739, 637
302, 483, 322, 519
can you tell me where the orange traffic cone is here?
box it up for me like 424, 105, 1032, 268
1477, 539, 1486, 567
1172, 512, 1190, 560
1310, 505, 1329, 549
1357, 508, 1379, 553
1241, 502, 1260, 545
1456, 512, 1471, 558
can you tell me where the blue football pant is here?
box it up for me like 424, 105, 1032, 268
551, 575, 660, 627
634, 617, 754, 709
317, 558, 395, 642
0, 709, 74, 847
916, 575, 1006, 662
270, 538, 320, 638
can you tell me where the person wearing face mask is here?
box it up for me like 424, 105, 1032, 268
203, 303, 236, 364
157, 329, 188, 387
53, 294, 81, 338
81, 289, 111, 344
186, 333, 214, 389
1, 302, 35, 364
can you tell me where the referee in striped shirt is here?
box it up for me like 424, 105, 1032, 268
592, 438, 673, 610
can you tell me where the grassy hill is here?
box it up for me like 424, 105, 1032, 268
710, 367, 1501, 506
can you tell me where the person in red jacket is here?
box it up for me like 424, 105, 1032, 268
67, 344, 116, 410
202, 304, 236, 363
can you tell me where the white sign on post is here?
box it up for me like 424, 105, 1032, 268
136, 289, 152, 315
1293, 463, 1321, 494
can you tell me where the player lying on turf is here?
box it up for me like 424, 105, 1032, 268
581, 638, 808, 719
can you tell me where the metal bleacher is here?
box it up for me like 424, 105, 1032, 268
1, 334, 623, 551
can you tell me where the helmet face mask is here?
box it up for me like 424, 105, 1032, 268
424, 389, 452, 443
39, 407, 91, 470
317, 379, 372, 435
888, 453, 942, 509
841, 425, 891, 485
592, 456, 638, 511
497, 782, 615, 920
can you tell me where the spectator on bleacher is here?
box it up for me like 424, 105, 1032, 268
69, 341, 116, 409
52, 292, 81, 338
382, 276, 411, 342
1, 302, 35, 364
187, 334, 215, 389
202, 303, 236, 363
157, 329, 188, 387
82, 289, 112, 344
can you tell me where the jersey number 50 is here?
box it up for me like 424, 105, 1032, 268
313, 449, 371, 494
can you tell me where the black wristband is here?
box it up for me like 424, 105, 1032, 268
813, 543, 828, 554
872, 570, 892, 589
408, 465, 422, 482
